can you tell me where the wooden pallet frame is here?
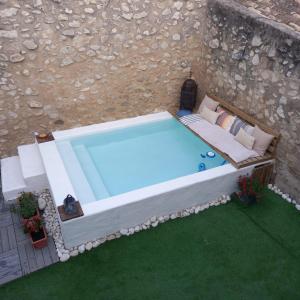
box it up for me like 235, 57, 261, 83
177, 94, 280, 169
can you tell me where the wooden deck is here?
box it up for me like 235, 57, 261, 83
0, 172, 59, 286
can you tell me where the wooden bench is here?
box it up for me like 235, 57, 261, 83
207, 94, 280, 168
176, 94, 280, 169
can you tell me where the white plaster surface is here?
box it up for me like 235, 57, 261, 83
53, 111, 172, 141
39, 141, 76, 206
18, 143, 49, 191
1, 156, 27, 201
61, 163, 259, 248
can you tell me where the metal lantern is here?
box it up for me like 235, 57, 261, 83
179, 78, 198, 111
63, 194, 78, 215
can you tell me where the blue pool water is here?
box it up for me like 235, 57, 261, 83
56, 118, 227, 203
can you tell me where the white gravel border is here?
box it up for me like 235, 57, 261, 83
39, 186, 300, 263
39, 190, 231, 262
267, 184, 300, 210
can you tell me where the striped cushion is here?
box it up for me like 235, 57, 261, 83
216, 107, 236, 131
179, 114, 202, 126
230, 117, 254, 136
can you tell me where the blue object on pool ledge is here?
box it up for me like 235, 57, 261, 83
201, 154, 206, 158
206, 151, 216, 158
176, 109, 192, 117
198, 163, 206, 172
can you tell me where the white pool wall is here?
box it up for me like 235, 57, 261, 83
60, 163, 258, 249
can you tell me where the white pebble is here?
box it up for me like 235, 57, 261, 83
92, 241, 100, 248
78, 244, 85, 254
38, 197, 47, 210
151, 221, 159, 227
120, 228, 128, 235
60, 253, 70, 262
150, 216, 157, 222
70, 249, 79, 257
107, 234, 116, 240
128, 228, 134, 235
170, 213, 177, 219
158, 216, 164, 223
85, 242, 93, 251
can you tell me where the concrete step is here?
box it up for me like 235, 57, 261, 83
18, 143, 49, 191
1, 156, 27, 201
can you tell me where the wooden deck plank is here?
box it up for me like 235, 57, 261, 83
7, 225, 17, 250
0, 248, 22, 285
13, 224, 28, 243
25, 242, 38, 273
17, 242, 31, 275
0, 211, 12, 227
0, 227, 10, 252
42, 246, 53, 267
11, 211, 21, 225
34, 248, 45, 270
47, 237, 59, 263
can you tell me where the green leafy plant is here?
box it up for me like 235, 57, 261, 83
11, 192, 37, 219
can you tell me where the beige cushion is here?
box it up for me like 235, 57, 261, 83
252, 125, 274, 156
198, 95, 219, 113
199, 106, 220, 125
235, 128, 255, 150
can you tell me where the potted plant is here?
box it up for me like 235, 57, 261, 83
232, 174, 264, 206
22, 214, 48, 249
12, 192, 48, 248
11, 192, 38, 220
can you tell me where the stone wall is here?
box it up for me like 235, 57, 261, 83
1, 0, 300, 199
0, 0, 206, 156
198, 0, 300, 199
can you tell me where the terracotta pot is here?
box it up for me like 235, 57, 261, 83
30, 226, 48, 249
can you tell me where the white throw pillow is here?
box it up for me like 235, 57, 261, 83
198, 95, 219, 113
235, 128, 255, 150
252, 125, 274, 156
199, 106, 220, 125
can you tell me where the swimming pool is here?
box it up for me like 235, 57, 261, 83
56, 118, 227, 204
39, 112, 262, 248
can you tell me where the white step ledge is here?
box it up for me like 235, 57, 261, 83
18, 143, 49, 191
1, 156, 27, 201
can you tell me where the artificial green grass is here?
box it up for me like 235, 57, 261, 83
1, 189, 300, 300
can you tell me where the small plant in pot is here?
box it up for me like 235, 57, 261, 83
11, 192, 38, 220
232, 174, 264, 206
12, 192, 48, 249
22, 214, 48, 249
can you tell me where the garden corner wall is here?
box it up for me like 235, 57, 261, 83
0, 0, 207, 156
194, 0, 300, 200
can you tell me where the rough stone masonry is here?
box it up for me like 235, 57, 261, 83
197, 0, 300, 200
0, 0, 299, 200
